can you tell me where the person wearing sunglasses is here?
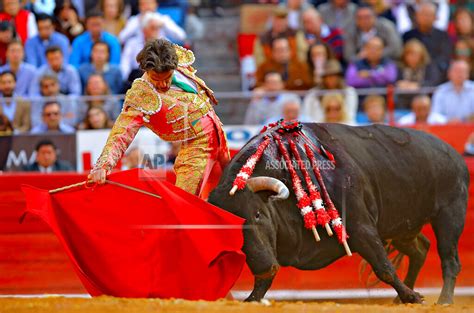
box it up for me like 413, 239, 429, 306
30, 101, 75, 134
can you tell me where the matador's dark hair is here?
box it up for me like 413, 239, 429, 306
136, 39, 178, 73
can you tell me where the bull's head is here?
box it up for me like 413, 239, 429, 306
209, 172, 290, 276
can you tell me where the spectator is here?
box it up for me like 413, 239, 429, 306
320, 93, 351, 124
100, 0, 126, 37
23, 139, 74, 172
0, 71, 30, 132
363, 94, 386, 124
34, 46, 81, 96
0, 0, 38, 43
396, 39, 443, 108
284, 0, 315, 30
80, 74, 120, 120
402, 2, 452, 78
121, 12, 163, 80
317, 0, 357, 31
264, 93, 311, 124
397, 39, 443, 89
304, 59, 358, 123
69, 10, 121, 67
79, 41, 123, 94
0, 112, 13, 135
307, 42, 335, 87
32, 74, 78, 127
361, 0, 396, 24
24, 13, 70, 68
119, 0, 186, 44
77, 106, 114, 130
53, 1, 84, 42
255, 37, 312, 90
301, 8, 344, 60
393, 0, 450, 34
0, 40, 37, 96
31, 101, 75, 134
453, 39, 474, 80
345, 36, 397, 88
343, 4, 401, 63
244, 71, 286, 125
432, 60, 474, 123
398, 94, 447, 126
0, 21, 15, 66
448, 8, 474, 44
253, 7, 306, 66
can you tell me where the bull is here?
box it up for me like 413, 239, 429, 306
209, 123, 469, 304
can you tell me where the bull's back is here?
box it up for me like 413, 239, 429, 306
305, 123, 469, 237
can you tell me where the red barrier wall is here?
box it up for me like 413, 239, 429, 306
0, 159, 473, 295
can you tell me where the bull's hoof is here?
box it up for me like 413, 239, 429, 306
436, 297, 453, 305
244, 296, 260, 302
401, 291, 424, 304
393, 296, 401, 304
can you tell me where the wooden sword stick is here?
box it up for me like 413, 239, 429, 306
49, 180, 162, 199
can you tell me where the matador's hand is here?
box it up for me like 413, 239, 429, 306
88, 168, 107, 185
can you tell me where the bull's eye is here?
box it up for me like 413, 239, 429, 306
255, 211, 261, 220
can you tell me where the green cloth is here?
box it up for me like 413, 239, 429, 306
172, 75, 198, 94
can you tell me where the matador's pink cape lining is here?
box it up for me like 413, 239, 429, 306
21, 168, 245, 300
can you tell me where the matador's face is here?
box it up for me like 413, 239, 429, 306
147, 70, 173, 92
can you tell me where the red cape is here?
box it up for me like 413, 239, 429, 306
21, 169, 245, 300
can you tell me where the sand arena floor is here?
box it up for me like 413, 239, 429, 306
1, 296, 474, 313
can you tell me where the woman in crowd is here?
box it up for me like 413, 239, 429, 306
78, 106, 114, 130
306, 42, 336, 87
80, 74, 121, 121
303, 59, 358, 123
53, 1, 84, 42
99, 0, 126, 37
396, 39, 443, 108
320, 93, 351, 124
449, 8, 474, 44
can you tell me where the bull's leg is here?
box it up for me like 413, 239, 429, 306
431, 203, 465, 305
245, 264, 279, 302
391, 233, 430, 303
392, 233, 430, 289
351, 227, 423, 304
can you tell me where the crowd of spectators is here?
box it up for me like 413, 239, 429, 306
0, 0, 199, 134
247, 0, 474, 126
0, 0, 473, 137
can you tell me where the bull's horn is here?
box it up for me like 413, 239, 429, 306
246, 177, 289, 200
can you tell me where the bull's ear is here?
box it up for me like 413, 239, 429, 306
246, 177, 289, 202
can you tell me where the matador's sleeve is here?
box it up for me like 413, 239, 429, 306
92, 79, 160, 173
92, 105, 145, 173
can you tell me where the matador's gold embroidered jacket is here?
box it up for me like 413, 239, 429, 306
93, 45, 223, 174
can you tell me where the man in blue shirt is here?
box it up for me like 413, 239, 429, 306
0, 40, 37, 96
432, 60, 474, 123
24, 13, 70, 68
32, 46, 81, 95
30, 101, 75, 134
69, 10, 121, 67
78, 41, 123, 94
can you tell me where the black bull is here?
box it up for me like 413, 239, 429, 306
209, 123, 469, 304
